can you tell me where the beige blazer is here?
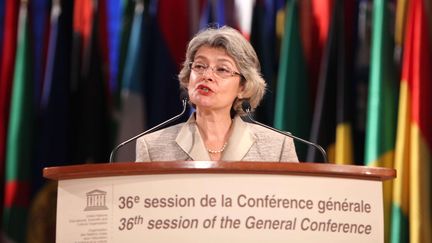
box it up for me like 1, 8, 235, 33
136, 114, 298, 162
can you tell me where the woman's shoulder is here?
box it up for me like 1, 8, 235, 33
246, 121, 287, 140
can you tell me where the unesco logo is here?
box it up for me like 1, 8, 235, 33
84, 189, 109, 211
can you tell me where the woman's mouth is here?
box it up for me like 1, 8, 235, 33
197, 84, 212, 94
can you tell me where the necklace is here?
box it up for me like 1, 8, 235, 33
207, 142, 228, 154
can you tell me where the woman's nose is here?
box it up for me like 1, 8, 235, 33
201, 67, 215, 80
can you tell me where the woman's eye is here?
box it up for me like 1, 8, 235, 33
216, 67, 230, 73
194, 64, 207, 70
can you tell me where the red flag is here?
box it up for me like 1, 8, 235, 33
0, 0, 19, 222
391, 0, 432, 242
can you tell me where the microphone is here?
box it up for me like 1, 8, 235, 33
109, 92, 189, 163
241, 100, 328, 163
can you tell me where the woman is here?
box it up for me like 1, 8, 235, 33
136, 26, 298, 162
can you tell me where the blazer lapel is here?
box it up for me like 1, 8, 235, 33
175, 115, 211, 161
222, 116, 255, 161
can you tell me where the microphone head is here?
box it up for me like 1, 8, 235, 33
241, 100, 251, 112
180, 90, 189, 102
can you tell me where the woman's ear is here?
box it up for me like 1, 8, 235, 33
237, 84, 245, 99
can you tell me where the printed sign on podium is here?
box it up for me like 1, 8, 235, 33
43, 161, 395, 243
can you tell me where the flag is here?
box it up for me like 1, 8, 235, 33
198, 0, 213, 29
29, 0, 51, 104
110, 0, 134, 160
427, 2, 432, 35
394, 0, 408, 48
300, 0, 334, 104
0, 0, 19, 222
34, 0, 72, 188
115, 0, 135, 104
141, 0, 188, 128
70, 0, 112, 162
273, 0, 311, 161
213, 0, 229, 27
332, 0, 356, 165
234, 0, 254, 39
391, 0, 432, 242
394, 0, 408, 66
115, 0, 146, 162
156, 0, 189, 71
97, 0, 111, 96
364, 0, 398, 241
351, 0, 371, 164
0, 0, 5, 57
28, 0, 51, 195
27, 1, 73, 241
307, 0, 355, 164
3, 1, 33, 241
106, 0, 122, 95
250, 0, 284, 125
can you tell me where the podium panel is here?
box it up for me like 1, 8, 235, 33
57, 174, 383, 242
44, 161, 395, 243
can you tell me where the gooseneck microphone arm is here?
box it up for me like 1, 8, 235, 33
242, 101, 328, 163
109, 97, 189, 163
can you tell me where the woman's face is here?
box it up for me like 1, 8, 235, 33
188, 46, 244, 114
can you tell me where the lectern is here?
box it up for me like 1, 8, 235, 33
43, 161, 395, 243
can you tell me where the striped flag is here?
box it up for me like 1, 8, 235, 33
391, 0, 432, 242
273, 0, 311, 160
364, 0, 398, 241
307, 0, 355, 164
0, 0, 19, 221
3, 1, 33, 241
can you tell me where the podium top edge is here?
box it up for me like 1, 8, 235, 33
43, 161, 396, 181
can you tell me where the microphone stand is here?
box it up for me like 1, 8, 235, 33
242, 101, 328, 163
109, 98, 188, 163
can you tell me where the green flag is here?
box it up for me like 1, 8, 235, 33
364, 0, 398, 241
274, 0, 310, 160
3, 1, 33, 242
